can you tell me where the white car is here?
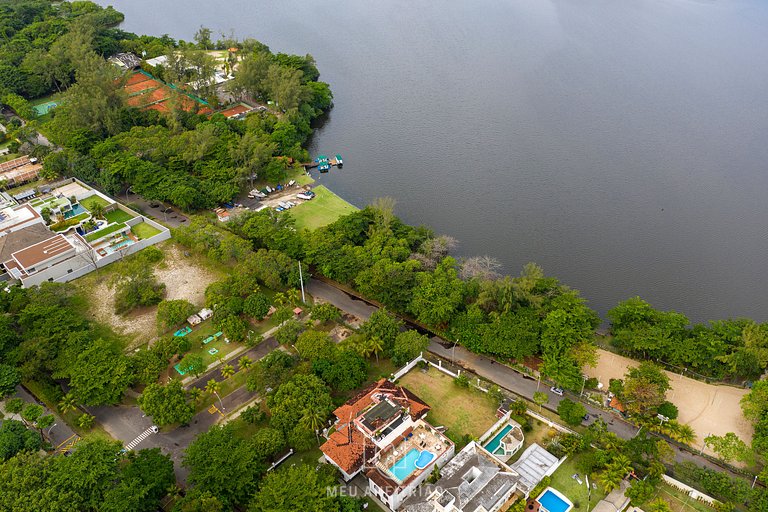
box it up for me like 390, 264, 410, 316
550, 386, 564, 396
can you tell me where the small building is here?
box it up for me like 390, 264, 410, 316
0, 156, 42, 189
592, 480, 630, 512
293, 307, 303, 317
609, 396, 626, 416
109, 52, 141, 70
198, 308, 213, 321
214, 208, 230, 222
187, 314, 202, 326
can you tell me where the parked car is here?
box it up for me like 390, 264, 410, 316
550, 386, 564, 396
582, 414, 590, 422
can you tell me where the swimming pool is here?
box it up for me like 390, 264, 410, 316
389, 448, 435, 482
32, 100, 59, 116
537, 488, 573, 512
64, 204, 88, 219
484, 424, 513, 454
102, 237, 135, 255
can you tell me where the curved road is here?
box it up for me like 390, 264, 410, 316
306, 278, 747, 479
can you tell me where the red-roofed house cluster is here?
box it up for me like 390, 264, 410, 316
321, 379, 455, 510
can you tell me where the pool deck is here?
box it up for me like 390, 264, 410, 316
375, 421, 447, 482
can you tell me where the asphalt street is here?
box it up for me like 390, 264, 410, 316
88, 337, 278, 483
306, 278, 739, 477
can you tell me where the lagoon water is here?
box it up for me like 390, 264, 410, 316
98, 0, 768, 322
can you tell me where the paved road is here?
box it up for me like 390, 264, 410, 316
11, 386, 78, 451
307, 278, 742, 478
88, 337, 278, 483
186, 337, 278, 391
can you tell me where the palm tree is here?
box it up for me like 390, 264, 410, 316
274, 292, 287, 307
90, 203, 106, 220
285, 288, 300, 306
597, 468, 623, 494
205, 379, 221, 395
300, 408, 326, 442
58, 393, 77, 414
238, 355, 253, 371
188, 388, 203, 403
608, 454, 632, 478
670, 422, 696, 446
221, 364, 235, 380
367, 336, 384, 363
77, 413, 95, 430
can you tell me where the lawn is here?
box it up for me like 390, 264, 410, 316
288, 185, 358, 231
84, 222, 126, 242
131, 221, 162, 240
104, 208, 135, 224
80, 194, 110, 210
645, 483, 717, 512
549, 457, 607, 509
170, 321, 245, 379
397, 366, 498, 441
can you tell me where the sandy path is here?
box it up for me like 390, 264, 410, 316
585, 349, 753, 446
86, 245, 221, 348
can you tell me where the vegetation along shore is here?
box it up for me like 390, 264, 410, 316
0, 2, 766, 512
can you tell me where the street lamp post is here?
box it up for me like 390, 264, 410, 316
451, 339, 459, 365
46, 423, 57, 439
579, 374, 587, 397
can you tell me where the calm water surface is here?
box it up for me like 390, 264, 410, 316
98, 0, 768, 322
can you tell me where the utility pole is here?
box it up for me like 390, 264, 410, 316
298, 261, 305, 303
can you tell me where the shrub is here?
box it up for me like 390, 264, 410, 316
454, 374, 469, 388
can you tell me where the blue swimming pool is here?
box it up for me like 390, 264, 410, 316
389, 448, 434, 482
64, 203, 88, 219
537, 489, 573, 512
484, 424, 513, 455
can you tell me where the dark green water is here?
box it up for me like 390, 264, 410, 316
99, 0, 768, 322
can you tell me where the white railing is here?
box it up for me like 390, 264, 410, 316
661, 474, 718, 506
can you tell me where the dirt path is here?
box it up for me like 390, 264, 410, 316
585, 349, 754, 446
85, 245, 222, 348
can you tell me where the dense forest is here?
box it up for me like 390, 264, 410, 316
0, 0, 332, 210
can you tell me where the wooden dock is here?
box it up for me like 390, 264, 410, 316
302, 157, 342, 170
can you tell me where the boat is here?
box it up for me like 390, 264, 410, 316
335, 154, 343, 167
296, 193, 314, 200
318, 162, 331, 173
266, 186, 273, 193
315, 154, 329, 164
278, 201, 289, 209
288, 179, 296, 186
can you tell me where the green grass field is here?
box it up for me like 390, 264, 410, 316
105, 208, 134, 224
398, 366, 497, 441
288, 185, 358, 231
548, 457, 607, 509
131, 221, 161, 240
80, 194, 110, 210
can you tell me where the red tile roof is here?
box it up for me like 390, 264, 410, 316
320, 423, 374, 475
610, 396, 626, 413
332, 379, 430, 423
321, 379, 431, 475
